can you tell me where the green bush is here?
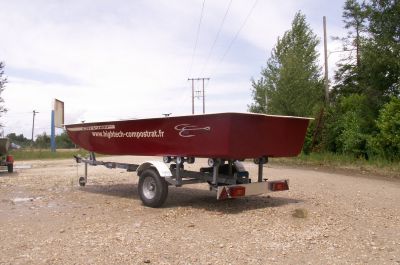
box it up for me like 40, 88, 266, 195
35, 133, 51, 149
302, 119, 315, 155
320, 94, 374, 158
56, 131, 75, 148
369, 97, 400, 161
338, 110, 368, 155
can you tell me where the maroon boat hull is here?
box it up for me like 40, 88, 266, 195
65, 113, 310, 159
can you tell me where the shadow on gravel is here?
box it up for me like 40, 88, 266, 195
166, 187, 302, 214
0, 171, 18, 177
81, 183, 302, 214
81, 183, 138, 199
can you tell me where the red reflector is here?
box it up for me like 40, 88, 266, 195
6, 155, 14, 163
229, 186, 246, 197
218, 187, 229, 200
271, 181, 289, 191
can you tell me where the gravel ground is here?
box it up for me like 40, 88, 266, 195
0, 156, 399, 265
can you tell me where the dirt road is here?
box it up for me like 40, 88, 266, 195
0, 156, 399, 264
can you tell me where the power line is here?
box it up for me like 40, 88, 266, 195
200, 0, 233, 76
170, 86, 193, 116
185, 1, 258, 114
3, 111, 34, 117
217, 0, 259, 66
189, 0, 206, 76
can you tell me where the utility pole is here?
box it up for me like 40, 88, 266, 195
311, 17, 330, 151
31, 110, 38, 145
202, 78, 206, 114
51, 110, 55, 152
190, 78, 195, 114
187, 77, 210, 114
323, 16, 329, 104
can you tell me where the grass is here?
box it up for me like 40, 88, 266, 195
271, 152, 400, 179
8, 149, 92, 161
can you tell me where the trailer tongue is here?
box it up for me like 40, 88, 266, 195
66, 112, 311, 207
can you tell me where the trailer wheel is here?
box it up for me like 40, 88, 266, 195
78, 176, 86, 187
138, 168, 168, 208
7, 164, 13, 173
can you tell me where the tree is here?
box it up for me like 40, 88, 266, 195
323, 0, 399, 158
369, 97, 400, 161
362, 0, 400, 103
7, 133, 31, 147
342, 0, 367, 68
331, 0, 368, 99
249, 12, 324, 117
333, 0, 399, 106
55, 131, 75, 148
35, 133, 51, 149
0, 62, 7, 124
320, 94, 374, 158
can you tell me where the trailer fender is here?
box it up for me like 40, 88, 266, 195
137, 161, 172, 178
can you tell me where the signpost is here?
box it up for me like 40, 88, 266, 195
51, 99, 64, 152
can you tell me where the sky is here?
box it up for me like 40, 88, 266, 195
0, 0, 346, 139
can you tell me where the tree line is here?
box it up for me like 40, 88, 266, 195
7, 132, 75, 149
250, 0, 399, 161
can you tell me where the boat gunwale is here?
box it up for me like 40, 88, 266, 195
64, 112, 313, 127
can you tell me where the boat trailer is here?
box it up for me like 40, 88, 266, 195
74, 153, 289, 208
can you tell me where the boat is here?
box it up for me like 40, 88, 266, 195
67, 112, 312, 207
65, 112, 310, 160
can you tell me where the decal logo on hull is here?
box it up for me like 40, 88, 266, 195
67, 125, 116, 132
174, 124, 211, 137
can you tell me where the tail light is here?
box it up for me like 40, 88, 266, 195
218, 186, 246, 200
229, 186, 246, 197
270, 181, 289, 191
6, 155, 14, 164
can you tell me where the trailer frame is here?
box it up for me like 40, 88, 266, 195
74, 153, 289, 207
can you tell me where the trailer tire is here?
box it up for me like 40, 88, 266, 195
138, 168, 168, 208
78, 177, 86, 187
7, 164, 13, 173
